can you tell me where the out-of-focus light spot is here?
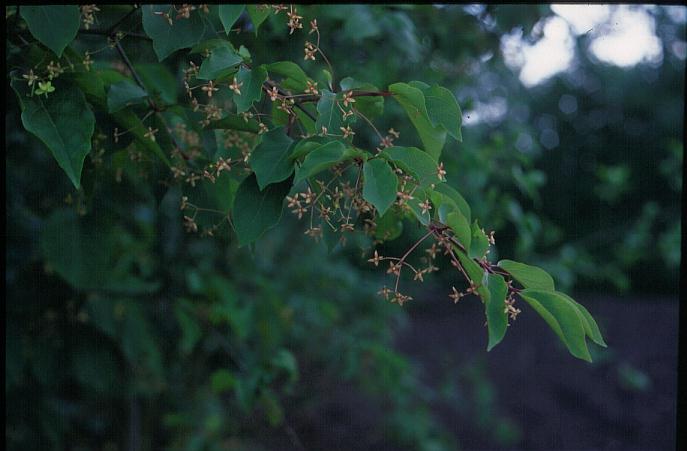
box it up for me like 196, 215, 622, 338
501, 5, 666, 88
463, 4, 486, 17
589, 6, 663, 67
515, 133, 534, 153
501, 27, 526, 68
664, 5, 686, 24
536, 114, 557, 131
463, 97, 508, 127
672, 41, 687, 60
540, 129, 560, 149
518, 16, 575, 87
551, 4, 610, 35
559, 94, 578, 115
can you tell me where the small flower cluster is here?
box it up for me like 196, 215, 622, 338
174, 4, 195, 20
304, 41, 317, 61
285, 5, 303, 34
375, 128, 400, 152
80, 5, 100, 30
180, 195, 229, 237
286, 161, 381, 245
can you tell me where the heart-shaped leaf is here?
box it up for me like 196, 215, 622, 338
363, 159, 398, 216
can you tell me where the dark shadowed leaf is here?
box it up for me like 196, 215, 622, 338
294, 140, 347, 183
206, 113, 260, 133
11, 78, 94, 189
107, 80, 149, 113
218, 5, 245, 34
232, 174, 292, 246
266, 61, 308, 92
250, 127, 294, 189
198, 46, 243, 80
142, 5, 206, 61
315, 89, 344, 134
246, 5, 272, 34
340, 77, 385, 119
234, 65, 267, 113
21, 6, 80, 57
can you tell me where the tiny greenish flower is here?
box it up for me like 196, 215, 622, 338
35, 80, 55, 96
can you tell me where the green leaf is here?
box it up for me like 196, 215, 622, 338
389, 82, 446, 161
211, 369, 236, 393
271, 349, 299, 383
265, 61, 309, 94
407, 187, 431, 225
484, 274, 508, 351
315, 89, 343, 134
135, 63, 178, 105
183, 172, 238, 229
375, 209, 403, 241
446, 210, 471, 251
232, 174, 292, 246
11, 79, 94, 189
497, 259, 555, 291
322, 69, 333, 90
519, 289, 593, 362
266, 62, 308, 92
107, 80, 149, 113
363, 159, 398, 216
174, 301, 202, 355
121, 304, 164, 383
71, 341, 120, 395
469, 221, 490, 260
294, 105, 317, 135
64, 70, 171, 167
557, 292, 607, 347
289, 136, 331, 160
294, 140, 347, 183
190, 38, 236, 55
456, 250, 485, 290
250, 127, 294, 190
260, 389, 284, 427
198, 46, 243, 80
340, 77, 385, 119
433, 183, 471, 223
246, 5, 271, 34
111, 110, 171, 166
432, 192, 454, 223
21, 6, 80, 57
380, 146, 440, 188
142, 4, 206, 61
422, 84, 463, 142
234, 65, 267, 113
41, 209, 110, 289
218, 5, 245, 34
206, 113, 260, 133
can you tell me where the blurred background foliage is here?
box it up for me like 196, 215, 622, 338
5, 4, 683, 450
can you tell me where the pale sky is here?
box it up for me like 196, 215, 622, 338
503, 5, 681, 87
465, 5, 684, 127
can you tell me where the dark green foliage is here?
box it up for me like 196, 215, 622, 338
7, 4, 680, 450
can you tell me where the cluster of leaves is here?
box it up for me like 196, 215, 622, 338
8, 5, 606, 362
